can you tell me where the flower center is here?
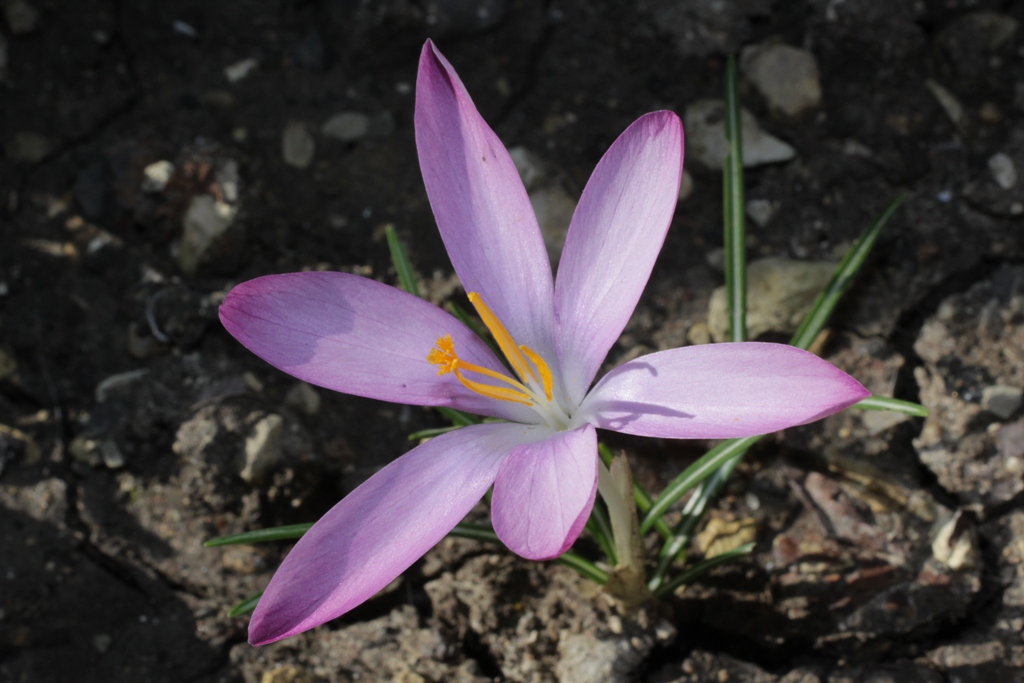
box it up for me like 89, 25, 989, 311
428, 293, 569, 428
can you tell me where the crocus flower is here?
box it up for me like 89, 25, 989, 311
220, 40, 869, 646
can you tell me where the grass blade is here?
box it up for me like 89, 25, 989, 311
228, 592, 263, 617
204, 523, 313, 547
653, 542, 754, 597
855, 395, 928, 417
789, 194, 906, 351
723, 54, 747, 343
385, 224, 421, 298
451, 522, 609, 583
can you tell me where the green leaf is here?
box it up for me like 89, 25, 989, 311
385, 224, 421, 298
586, 500, 618, 566
654, 542, 754, 597
640, 436, 760, 535
204, 523, 313, 547
228, 592, 263, 617
435, 406, 480, 427
407, 425, 465, 441
789, 194, 906, 351
450, 522, 608, 583
723, 54, 747, 344
855, 395, 928, 417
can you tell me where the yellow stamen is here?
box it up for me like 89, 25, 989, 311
426, 295, 559, 412
467, 292, 538, 386
519, 344, 553, 401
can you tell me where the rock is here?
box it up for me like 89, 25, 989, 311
3, 0, 40, 35
322, 112, 370, 142
91, 634, 112, 654
285, 382, 321, 415
178, 195, 237, 276
260, 666, 315, 683
685, 100, 796, 170
707, 258, 835, 341
931, 511, 979, 571
224, 58, 258, 83
100, 439, 125, 469
982, 384, 1023, 419
69, 436, 102, 467
529, 185, 578, 262
240, 414, 284, 484
694, 516, 757, 558
988, 152, 1017, 189
508, 146, 546, 191
282, 121, 315, 169
745, 198, 777, 227
6, 132, 51, 163
740, 43, 822, 120
678, 169, 694, 201
686, 320, 711, 346
556, 632, 646, 683
141, 160, 174, 193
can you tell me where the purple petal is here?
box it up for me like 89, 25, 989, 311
415, 41, 556, 361
554, 111, 684, 406
491, 425, 598, 560
220, 272, 538, 423
248, 422, 550, 645
576, 343, 869, 439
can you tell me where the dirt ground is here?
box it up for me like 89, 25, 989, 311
3, 1, 1024, 681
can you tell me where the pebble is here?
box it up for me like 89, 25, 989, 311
684, 99, 796, 170
740, 43, 822, 120
321, 112, 370, 142
987, 152, 1017, 189
678, 169, 694, 202
126, 322, 166, 359
94, 369, 149, 402
141, 160, 174, 193
508, 146, 546, 191
529, 185, 577, 262
100, 439, 125, 469
981, 385, 1023, 419
282, 121, 315, 169
240, 414, 284, 484
3, 0, 40, 35
931, 511, 978, 571
224, 58, 258, 83
745, 198, 777, 227
178, 195, 237, 276
92, 633, 113, 653
285, 382, 321, 415
707, 257, 835, 341
6, 132, 51, 164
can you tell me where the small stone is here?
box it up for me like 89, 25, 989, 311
529, 185, 577, 262
861, 409, 909, 436
141, 160, 175, 193
100, 439, 125, 469
91, 633, 112, 653
740, 43, 822, 120
708, 258, 835, 342
285, 382, 321, 415
508, 146, 546, 191
224, 58, 258, 83
988, 152, 1017, 190
925, 79, 971, 137
6, 132, 51, 163
694, 517, 757, 558
260, 666, 314, 683
321, 112, 370, 142
685, 99, 796, 170
178, 195, 237, 276
69, 436, 102, 467
240, 414, 284, 484
678, 169, 694, 202
282, 121, 315, 169
745, 198, 777, 227
931, 511, 978, 571
982, 385, 1023, 419
127, 322, 167, 359
687, 320, 711, 346
3, 0, 41, 35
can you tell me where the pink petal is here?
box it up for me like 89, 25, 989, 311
415, 40, 556, 362
249, 422, 550, 645
491, 424, 598, 561
576, 343, 869, 439
554, 111, 684, 406
220, 272, 538, 423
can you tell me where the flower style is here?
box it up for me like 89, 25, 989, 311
220, 40, 869, 646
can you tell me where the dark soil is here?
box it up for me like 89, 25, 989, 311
2, 1, 1024, 682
